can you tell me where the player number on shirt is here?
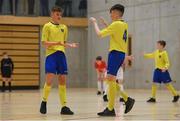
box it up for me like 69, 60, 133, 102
123, 30, 127, 42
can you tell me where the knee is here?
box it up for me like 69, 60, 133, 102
107, 75, 116, 81
46, 73, 55, 86
46, 80, 52, 86
59, 75, 66, 85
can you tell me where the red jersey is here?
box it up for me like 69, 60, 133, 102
94, 60, 107, 72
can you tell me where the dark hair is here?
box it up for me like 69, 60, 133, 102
51, 6, 62, 13
110, 4, 125, 16
157, 40, 166, 47
2, 52, 7, 55
96, 56, 102, 61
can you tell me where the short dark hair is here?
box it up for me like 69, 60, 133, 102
96, 56, 102, 61
110, 4, 125, 16
51, 6, 62, 13
157, 40, 166, 47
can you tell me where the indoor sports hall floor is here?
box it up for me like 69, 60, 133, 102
0, 88, 180, 121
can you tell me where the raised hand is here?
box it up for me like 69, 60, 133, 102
89, 17, 97, 23
127, 55, 134, 61
99, 17, 108, 27
99, 17, 105, 23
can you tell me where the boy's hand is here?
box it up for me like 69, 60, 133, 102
99, 17, 108, 27
67, 43, 79, 48
99, 17, 106, 24
58, 41, 63, 45
127, 55, 134, 61
89, 17, 97, 23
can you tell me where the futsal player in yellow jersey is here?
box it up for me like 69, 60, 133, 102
99, 17, 134, 103
90, 4, 135, 116
144, 40, 179, 103
40, 6, 78, 115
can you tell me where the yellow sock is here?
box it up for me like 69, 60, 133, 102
42, 83, 51, 102
107, 80, 116, 111
116, 83, 128, 102
59, 85, 67, 107
119, 91, 128, 102
152, 84, 157, 98
117, 84, 128, 102
166, 83, 178, 96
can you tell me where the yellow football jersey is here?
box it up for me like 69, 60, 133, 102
144, 50, 170, 69
100, 20, 128, 53
41, 22, 68, 56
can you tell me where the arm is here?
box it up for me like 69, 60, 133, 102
125, 55, 134, 62
144, 52, 155, 59
124, 55, 134, 66
89, 17, 101, 37
103, 61, 107, 73
96, 69, 101, 80
90, 17, 115, 38
94, 62, 100, 77
63, 25, 79, 48
42, 41, 63, 48
41, 24, 78, 48
42, 41, 78, 48
99, 17, 109, 27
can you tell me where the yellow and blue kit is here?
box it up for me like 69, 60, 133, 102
144, 50, 172, 83
42, 22, 68, 75
100, 20, 128, 76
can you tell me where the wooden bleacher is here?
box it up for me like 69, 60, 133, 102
0, 24, 40, 89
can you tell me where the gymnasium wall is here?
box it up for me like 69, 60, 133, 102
88, 0, 180, 89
